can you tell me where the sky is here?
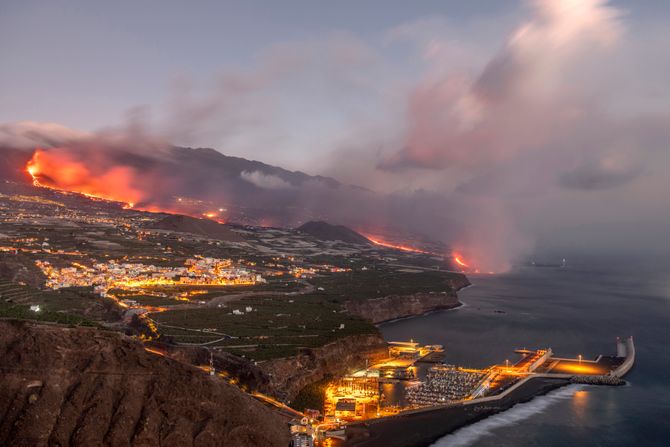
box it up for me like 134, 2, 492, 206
1, 0, 661, 148
2, 0, 670, 266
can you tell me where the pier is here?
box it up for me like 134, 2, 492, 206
309, 336, 635, 446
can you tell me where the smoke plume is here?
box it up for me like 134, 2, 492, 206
3, 0, 670, 269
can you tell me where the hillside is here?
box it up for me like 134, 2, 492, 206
0, 320, 289, 447
0, 148, 32, 183
0, 142, 382, 230
145, 214, 243, 242
297, 221, 372, 245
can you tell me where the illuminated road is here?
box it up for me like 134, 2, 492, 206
251, 392, 305, 419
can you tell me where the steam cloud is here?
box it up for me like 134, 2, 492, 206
240, 171, 294, 190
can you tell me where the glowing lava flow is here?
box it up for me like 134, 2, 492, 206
453, 254, 469, 268
363, 234, 433, 254
25, 148, 226, 223
26, 148, 141, 209
451, 252, 494, 274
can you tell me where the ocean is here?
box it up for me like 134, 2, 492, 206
379, 256, 670, 447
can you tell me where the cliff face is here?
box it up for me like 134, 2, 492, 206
0, 320, 289, 447
344, 274, 470, 324
258, 333, 388, 401
344, 291, 459, 324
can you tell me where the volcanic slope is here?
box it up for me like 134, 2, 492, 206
0, 320, 289, 447
297, 221, 371, 245
145, 214, 243, 242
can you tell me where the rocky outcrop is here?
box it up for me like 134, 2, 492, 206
145, 341, 274, 394
0, 320, 289, 447
258, 333, 388, 402
344, 291, 460, 324
343, 274, 469, 324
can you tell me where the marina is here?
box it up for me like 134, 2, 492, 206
286, 336, 635, 446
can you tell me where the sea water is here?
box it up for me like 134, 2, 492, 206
379, 255, 670, 447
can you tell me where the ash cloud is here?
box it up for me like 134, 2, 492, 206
367, 0, 670, 267
382, 0, 625, 171
0, 121, 90, 150
559, 159, 643, 190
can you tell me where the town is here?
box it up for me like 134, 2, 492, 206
36, 257, 264, 299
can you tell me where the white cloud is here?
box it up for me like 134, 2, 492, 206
240, 170, 294, 189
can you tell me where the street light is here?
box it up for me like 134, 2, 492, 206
578, 354, 582, 364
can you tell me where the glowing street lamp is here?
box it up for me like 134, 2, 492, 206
578, 354, 582, 364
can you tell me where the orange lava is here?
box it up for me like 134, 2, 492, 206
363, 234, 432, 254
26, 148, 143, 208
453, 253, 469, 268
25, 148, 226, 223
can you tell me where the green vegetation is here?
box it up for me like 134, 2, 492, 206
145, 267, 461, 360
0, 301, 95, 326
291, 375, 332, 412
0, 279, 110, 325
308, 267, 461, 302
150, 294, 378, 360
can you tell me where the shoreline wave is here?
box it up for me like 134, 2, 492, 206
376, 282, 474, 327
376, 301, 466, 327
430, 384, 583, 447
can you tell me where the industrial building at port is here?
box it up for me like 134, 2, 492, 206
289, 336, 635, 446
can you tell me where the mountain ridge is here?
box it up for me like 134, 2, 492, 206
297, 220, 372, 245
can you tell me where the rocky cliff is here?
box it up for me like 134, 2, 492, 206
258, 333, 388, 402
257, 274, 470, 400
0, 320, 289, 447
344, 273, 470, 325
345, 291, 460, 324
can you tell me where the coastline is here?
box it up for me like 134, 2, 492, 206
343, 377, 571, 447
334, 275, 635, 447
431, 383, 584, 447
376, 300, 465, 327
254, 283, 471, 401
354, 276, 472, 326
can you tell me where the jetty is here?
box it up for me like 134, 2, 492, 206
324, 336, 635, 447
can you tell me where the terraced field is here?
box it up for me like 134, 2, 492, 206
0, 279, 95, 326
149, 293, 378, 360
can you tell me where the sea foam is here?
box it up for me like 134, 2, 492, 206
431, 384, 583, 447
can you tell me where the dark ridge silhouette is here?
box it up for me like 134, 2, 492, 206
146, 214, 243, 242
297, 220, 371, 245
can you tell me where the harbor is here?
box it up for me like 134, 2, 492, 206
287, 336, 635, 447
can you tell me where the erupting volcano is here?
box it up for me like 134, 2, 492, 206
25, 148, 226, 223
22, 147, 493, 270
26, 148, 143, 209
